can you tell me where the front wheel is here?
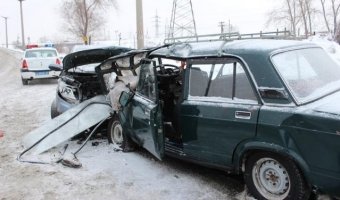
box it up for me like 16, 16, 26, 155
107, 118, 124, 144
244, 152, 310, 200
50, 99, 59, 119
107, 116, 135, 152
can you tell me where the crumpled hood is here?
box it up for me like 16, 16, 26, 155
62, 47, 132, 71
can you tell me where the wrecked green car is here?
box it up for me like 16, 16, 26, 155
97, 40, 340, 199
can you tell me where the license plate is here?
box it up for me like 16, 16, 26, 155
35, 71, 49, 76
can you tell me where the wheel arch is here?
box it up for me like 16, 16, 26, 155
232, 140, 312, 183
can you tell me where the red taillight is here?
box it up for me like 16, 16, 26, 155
26, 44, 38, 49
22, 59, 28, 69
56, 58, 61, 65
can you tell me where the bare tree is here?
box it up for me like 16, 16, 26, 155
298, 0, 309, 36
331, 0, 340, 35
298, 0, 316, 36
320, 0, 340, 38
267, 0, 300, 36
320, 0, 332, 33
305, 0, 315, 34
268, 0, 318, 37
61, 0, 117, 44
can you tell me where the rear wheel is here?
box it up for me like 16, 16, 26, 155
21, 78, 28, 85
244, 152, 310, 200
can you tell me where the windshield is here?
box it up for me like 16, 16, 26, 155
272, 48, 340, 103
25, 49, 57, 58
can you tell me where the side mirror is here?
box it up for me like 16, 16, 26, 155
259, 87, 289, 100
119, 91, 134, 107
49, 64, 63, 71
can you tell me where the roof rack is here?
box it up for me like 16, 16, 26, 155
164, 30, 297, 44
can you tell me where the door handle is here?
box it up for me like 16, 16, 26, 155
235, 111, 251, 120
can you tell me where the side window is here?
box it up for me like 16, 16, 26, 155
235, 64, 257, 101
189, 60, 257, 102
136, 60, 157, 101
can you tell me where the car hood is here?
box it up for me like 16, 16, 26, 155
62, 47, 132, 71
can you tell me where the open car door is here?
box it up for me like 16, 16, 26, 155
119, 59, 164, 160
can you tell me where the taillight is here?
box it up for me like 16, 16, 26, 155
22, 59, 28, 69
56, 58, 61, 65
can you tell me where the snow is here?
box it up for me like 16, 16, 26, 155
0, 48, 250, 199
306, 34, 340, 62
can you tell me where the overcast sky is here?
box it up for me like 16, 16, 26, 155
0, 0, 276, 46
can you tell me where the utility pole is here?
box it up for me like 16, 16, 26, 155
1, 16, 8, 48
18, 0, 26, 48
218, 21, 225, 34
154, 11, 160, 38
136, 0, 144, 49
228, 19, 231, 35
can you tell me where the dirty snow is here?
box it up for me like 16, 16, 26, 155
0, 48, 250, 200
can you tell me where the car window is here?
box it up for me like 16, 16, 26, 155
137, 60, 157, 101
25, 49, 57, 58
189, 60, 257, 102
272, 48, 340, 103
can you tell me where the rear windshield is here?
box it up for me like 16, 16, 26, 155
25, 49, 57, 58
272, 48, 340, 103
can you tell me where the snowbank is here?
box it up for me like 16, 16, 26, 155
305, 34, 340, 62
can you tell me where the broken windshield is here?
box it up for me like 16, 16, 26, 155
272, 48, 340, 104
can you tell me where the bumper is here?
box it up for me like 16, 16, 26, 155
21, 69, 60, 80
55, 92, 78, 115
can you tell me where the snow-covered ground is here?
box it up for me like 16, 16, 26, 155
0, 48, 250, 200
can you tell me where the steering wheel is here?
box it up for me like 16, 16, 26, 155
156, 64, 180, 77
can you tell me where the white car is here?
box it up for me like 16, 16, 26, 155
20, 47, 61, 85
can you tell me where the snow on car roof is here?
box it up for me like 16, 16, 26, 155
150, 39, 318, 58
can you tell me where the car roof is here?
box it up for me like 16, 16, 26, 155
150, 39, 321, 105
150, 39, 318, 58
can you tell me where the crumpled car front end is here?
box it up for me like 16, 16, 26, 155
51, 46, 132, 118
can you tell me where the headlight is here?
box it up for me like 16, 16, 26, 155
58, 79, 81, 102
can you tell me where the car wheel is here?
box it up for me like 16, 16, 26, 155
107, 117, 124, 144
21, 78, 28, 85
244, 152, 310, 200
107, 116, 135, 152
51, 99, 58, 119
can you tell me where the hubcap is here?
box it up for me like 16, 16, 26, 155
252, 157, 290, 199
111, 122, 123, 144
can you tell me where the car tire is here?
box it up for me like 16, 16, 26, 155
107, 117, 124, 144
244, 152, 310, 200
107, 115, 135, 152
50, 99, 59, 119
21, 78, 28, 85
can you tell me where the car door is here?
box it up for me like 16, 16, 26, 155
120, 59, 164, 160
179, 58, 260, 166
